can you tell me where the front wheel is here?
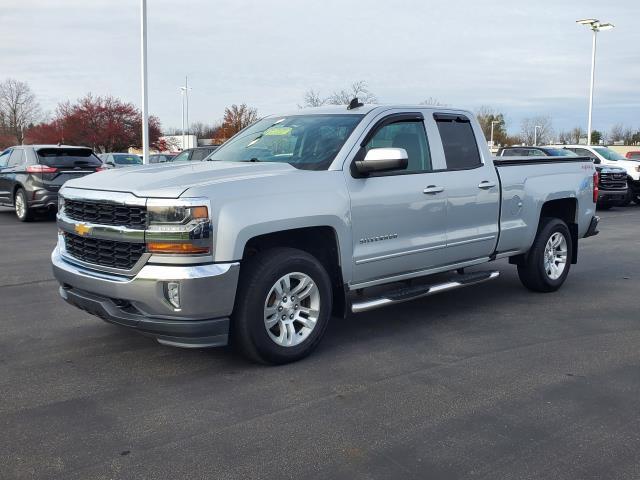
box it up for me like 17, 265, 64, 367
232, 247, 333, 364
517, 218, 572, 293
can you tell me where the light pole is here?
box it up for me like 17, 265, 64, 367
180, 77, 192, 150
140, 0, 149, 164
534, 125, 542, 146
490, 120, 500, 148
576, 19, 614, 145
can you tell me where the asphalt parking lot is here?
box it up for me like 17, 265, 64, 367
1, 206, 639, 480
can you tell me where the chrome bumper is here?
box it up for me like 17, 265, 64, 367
52, 246, 240, 347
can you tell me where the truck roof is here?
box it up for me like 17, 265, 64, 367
281, 104, 474, 117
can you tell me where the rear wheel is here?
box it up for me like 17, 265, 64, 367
232, 247, 333, 364
14, 188, 33, 222
517, 218, 572, 293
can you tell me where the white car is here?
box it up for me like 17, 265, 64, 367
551, 145, 640, 205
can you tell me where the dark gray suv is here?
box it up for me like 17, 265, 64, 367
0, 145, 103, 221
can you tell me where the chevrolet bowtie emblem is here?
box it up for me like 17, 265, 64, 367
74, 223, 91, 236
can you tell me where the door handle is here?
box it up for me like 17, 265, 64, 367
423, 185, 444, 194
478, 181, 496, 190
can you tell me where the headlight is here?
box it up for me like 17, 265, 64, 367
146, 201, 212, 255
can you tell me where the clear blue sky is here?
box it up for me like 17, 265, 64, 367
2, 0, 638, 135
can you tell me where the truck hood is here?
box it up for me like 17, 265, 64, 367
62, 161, 298, 198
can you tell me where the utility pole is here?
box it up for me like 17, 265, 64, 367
576, 19, 614, 145
140, 0, 149, 164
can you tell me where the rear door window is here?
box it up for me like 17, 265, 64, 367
0, 150, 11, 167
37, 148, 102, 168
435, 115, 482, 170
8, 148, 25, 166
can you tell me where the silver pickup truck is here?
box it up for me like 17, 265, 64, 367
52, 104, 599, 364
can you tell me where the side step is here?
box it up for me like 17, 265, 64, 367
351, 271, 500, 313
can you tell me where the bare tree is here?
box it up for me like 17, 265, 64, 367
608, 123, 625, 143
420, 97, 447, 107
520, 116, 553, 145
569, 127, 584, 144
622, 127, 635, 145
0, 78, 42, 144
326, 81, 377, 105
300, 81, 377, 108
299, 89, 325, 108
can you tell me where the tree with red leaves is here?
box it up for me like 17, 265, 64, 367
26, 94, 161, 152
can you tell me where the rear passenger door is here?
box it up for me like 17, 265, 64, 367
430, 113, 500, 264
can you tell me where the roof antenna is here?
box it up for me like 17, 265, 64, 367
347, 97, 364, 110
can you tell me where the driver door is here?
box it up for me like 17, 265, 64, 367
347, 113, 448, 286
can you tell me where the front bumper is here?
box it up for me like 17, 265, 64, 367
52, 246, 240, 347
598, 188, 628, 205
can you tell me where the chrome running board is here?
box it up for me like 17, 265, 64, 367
351, 271, 500, 313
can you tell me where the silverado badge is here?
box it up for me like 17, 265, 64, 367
74, 223, 91, 236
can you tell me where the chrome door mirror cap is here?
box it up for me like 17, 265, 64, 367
355, 148, 408, 175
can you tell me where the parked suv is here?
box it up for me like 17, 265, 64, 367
169, 146, 219, 163
0, 145, 103, 221
554, 145, 640, 205
497, 146, 628, 208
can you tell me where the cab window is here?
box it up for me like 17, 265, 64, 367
365, 120, 432, 173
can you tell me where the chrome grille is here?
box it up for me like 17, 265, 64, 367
64, 199, 146, 229
599, 172, 627, 190
64, 232, 145, 270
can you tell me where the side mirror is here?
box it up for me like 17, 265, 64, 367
354, 148, 408, 175
593, 157, 601, 164
106, 161, 115, 167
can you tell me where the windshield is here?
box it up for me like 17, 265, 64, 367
113, 154, 142, 165
209, 114, 364, 170
593, 147, 626, 161
545, 148, 577, 157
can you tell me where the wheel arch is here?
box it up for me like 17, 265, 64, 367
241, 226, 347, 318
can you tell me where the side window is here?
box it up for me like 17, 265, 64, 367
435, 115, 482, 170
574, 148, 597, 159
365, 120, 432, 173
0, 150, 11, 167
190, 149, 210, 161
8, 148, 24, 167
172, 151, 190, 162
501, 149, 523, 157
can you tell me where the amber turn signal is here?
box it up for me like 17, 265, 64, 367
146, 242, 210, 254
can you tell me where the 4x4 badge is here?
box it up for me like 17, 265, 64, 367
74, 223, 91, 236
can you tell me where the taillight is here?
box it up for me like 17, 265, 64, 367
26, 164, 57, 173
593, 171, 599, 203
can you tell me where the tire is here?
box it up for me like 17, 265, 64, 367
633, 194, 640, 206
517, 218, 572, 293
232, 247, 333, 364
14, 188, 33, 222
